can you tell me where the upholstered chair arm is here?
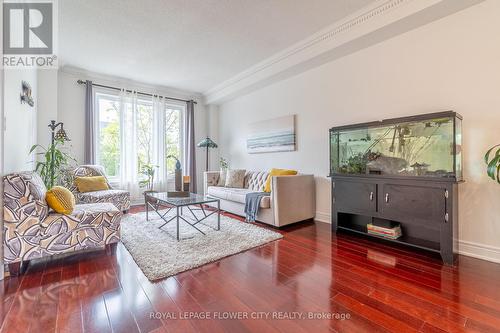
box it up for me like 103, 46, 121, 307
204, 171, 220, 195
3, 172, 49, 263
271, 174, 315, 227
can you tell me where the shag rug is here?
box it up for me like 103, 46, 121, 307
120, 210, 283, 281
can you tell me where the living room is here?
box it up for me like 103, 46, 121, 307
1, 0, 500, 332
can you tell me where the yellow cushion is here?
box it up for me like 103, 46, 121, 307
264, 168, 298, 192
74, 176, 109, 193
46, 186, 76, 214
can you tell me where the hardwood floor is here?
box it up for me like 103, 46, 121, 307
2, 206, 500, 333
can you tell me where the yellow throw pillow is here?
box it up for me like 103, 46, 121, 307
264, 168, 298, 192
46, 186, 76, 214
74, 176, 109, 193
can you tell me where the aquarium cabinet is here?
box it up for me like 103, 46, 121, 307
329, 111, 462, 264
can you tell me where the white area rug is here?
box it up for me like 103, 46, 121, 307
121, 210, 283, 281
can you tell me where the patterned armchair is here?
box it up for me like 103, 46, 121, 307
3, 172, 122, 275
61, 165, 130, 213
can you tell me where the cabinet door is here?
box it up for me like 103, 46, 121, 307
334, 180, 377, 215
379, 183, 445, 227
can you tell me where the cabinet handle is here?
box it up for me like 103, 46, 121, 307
385, 193, 389, 203
369, 191, 374, 201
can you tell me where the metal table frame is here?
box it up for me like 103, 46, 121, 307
145, 193, 220, 241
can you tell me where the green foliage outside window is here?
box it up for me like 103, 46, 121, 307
100, 122, 120, 177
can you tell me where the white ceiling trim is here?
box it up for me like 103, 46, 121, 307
205, 0, 484, 105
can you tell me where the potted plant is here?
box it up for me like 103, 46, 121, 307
30, 139, 75, 189
139, 164, 159, 193
220, 157, 229, 170
485, 144, 500, 183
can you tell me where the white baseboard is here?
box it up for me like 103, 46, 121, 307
314, 211, 500, 264
315, 211, 331, 224
458, 240, 500, 264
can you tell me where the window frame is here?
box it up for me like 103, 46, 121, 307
93, 88, 186, 184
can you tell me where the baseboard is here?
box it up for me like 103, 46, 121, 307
315, 211, 331, 223
314, 211, 500, 264
458, 240, 500, 264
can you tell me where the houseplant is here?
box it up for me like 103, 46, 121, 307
220, 157, 229, 170
30, 139, 75, 189
485, 144, 500, 183
139, 164, 158, 192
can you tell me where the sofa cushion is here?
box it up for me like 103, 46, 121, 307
75, 176, 109, 193
225, 169, 246, 188
207, 186, 270, 208
245, 171, 269, 191
40, 202, 121, 252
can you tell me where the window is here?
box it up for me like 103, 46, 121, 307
94, 90, 184, 184
136, 100, 154, 173
164, 106, 183, 175
96, 93, 120, 178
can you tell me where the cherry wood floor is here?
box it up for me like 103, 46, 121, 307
2, 206, 500, 333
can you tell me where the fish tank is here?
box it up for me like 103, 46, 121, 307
330, 111, 463, 181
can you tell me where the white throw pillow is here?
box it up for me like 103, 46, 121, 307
225, 169, 246, 188
217, 169, 227, 186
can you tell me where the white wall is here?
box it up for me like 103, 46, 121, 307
207, 104, 220, 170
4, 69, 38, 173
218, 0, 500, 260
56, 69, 208, 194
37, 69, 58, 148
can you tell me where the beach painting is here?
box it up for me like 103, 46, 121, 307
247, 115, 296, 154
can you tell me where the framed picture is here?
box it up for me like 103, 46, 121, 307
247, 115, 296, 154
20, 81, 34, 107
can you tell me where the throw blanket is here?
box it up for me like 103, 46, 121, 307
244, 192, 270, 222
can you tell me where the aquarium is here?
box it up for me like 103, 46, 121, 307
330, 112, 463, 180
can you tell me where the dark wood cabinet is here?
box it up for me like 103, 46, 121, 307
378, 183, 445, 227
331, 176, 459, 264
334, 180, 377, 215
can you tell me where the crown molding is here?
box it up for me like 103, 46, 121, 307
205, 0, 484, 105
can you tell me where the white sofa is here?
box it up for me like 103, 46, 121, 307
204, 171, 315, 227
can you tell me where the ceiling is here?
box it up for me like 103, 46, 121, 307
59, 0, 375, 94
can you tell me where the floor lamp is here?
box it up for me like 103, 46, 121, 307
197, 137, 218, 171
48, 120, 70, 187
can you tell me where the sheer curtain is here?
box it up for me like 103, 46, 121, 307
119, 89, 141, 199
116, 90, 171, 201
152, 95, 167, 192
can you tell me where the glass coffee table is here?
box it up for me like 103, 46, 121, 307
144, 192, 220, 240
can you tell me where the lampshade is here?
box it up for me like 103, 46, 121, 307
55, 127, 70, 141
197, 137, 218, 148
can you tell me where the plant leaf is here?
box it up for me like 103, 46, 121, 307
485, 144, 500, 164
487, 155, 500, 180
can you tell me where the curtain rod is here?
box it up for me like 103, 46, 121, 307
76, 80, 197, 104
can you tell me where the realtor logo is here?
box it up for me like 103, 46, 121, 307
2, 1, 57, 68
3, 2, 53, 54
